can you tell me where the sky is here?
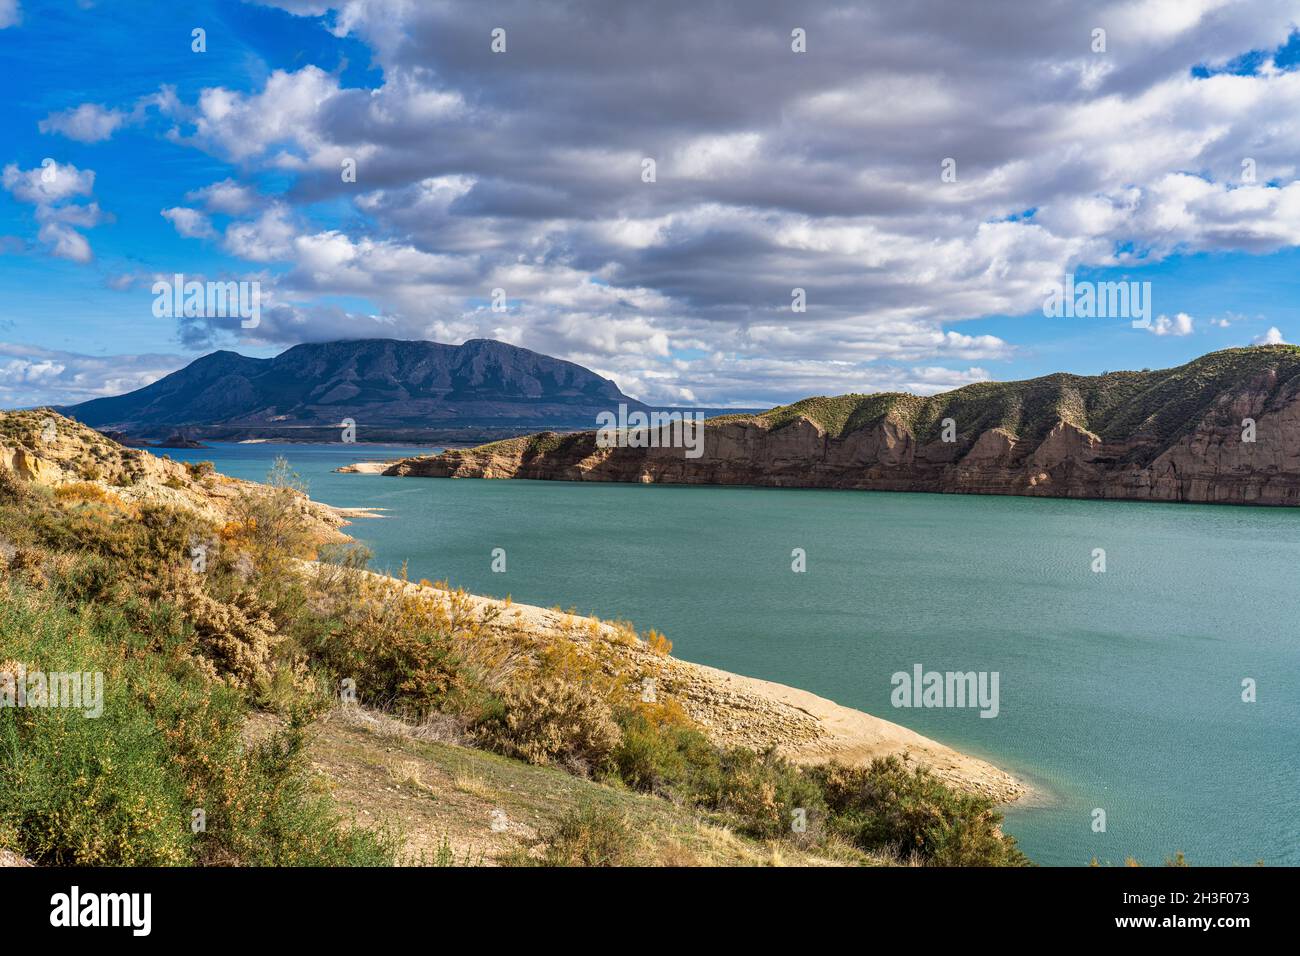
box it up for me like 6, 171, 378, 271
2, 0, 1300, 409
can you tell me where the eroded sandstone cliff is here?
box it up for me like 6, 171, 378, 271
373, 346, 1300, 506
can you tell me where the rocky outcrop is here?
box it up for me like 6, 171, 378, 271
369, 346, 1300, 506
0, 446, 61, 483
0, 409, 352, 538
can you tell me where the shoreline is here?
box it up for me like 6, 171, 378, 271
295, 446, 1034, 803
340, 461, 1300, 512
354, 569, 1033, 805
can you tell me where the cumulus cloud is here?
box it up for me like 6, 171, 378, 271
1, 161, 103, 262
0, 343, 185, 406
223, 205, 298, 261
161, 206, 215, 239
2, 161, 93, 204
0, 0, 18, 29
38, 87, 182, 144
185, 178, 259, 215
90, 0, 1300, 401
38, 103, 127, 143
1254, 326, 1286, 344
1149, 312, 1195, 336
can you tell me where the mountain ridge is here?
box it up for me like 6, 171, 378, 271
60, 338, 647, 441
370, 345, 1300, 507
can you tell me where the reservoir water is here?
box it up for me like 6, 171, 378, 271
172, 442, 1300, 866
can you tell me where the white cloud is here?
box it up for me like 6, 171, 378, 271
1, 161, 102, 262
1, 161, 94, 204
1149, 312, 1195, 336
1254, 326, 1286, 345
38, 103, 127, 143
0, 0, 19, 29
0, 343, 184, 405
34, 223, 91, 263
224, 205, 298, 261
187, 66, 360, 166
185, 178, 259, 215
37, 87, 180, 144
161, 206, 215, 239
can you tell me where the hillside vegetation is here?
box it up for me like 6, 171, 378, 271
744, 346, 1300, 454
0, 410, 1027, 867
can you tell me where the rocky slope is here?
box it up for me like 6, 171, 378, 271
0, 409, 352, 537
372, 346, 1300, 506
60, 338, 646, 441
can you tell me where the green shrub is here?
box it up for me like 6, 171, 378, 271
528, 805, 643, 867
611, 712, 822, 842
0, 580, 395, 867
612, 710, 718, 795
706, 747, 826, 841
808, 756, 1028, 866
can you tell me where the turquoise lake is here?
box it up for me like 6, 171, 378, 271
171, 442, 1300, 867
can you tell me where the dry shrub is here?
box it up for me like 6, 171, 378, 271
53, 482, 133, 513
228, 457, 318, 567
53, 481, 109, 503
0, 466, 30, 505
319, 575, 519, 720
645, 629, 672, 656
162, 571, 282, 690
334, 704, 469, 746
2, 546, 46, 589
478, 676, 622, 776
310, 542, 373, 612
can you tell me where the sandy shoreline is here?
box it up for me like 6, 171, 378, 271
359, 570, 1031, 804
329, 504, 388, 519
335, 461, 391, 475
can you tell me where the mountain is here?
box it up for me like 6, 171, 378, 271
60, 338, 647, 442
373, 345, 1300, 506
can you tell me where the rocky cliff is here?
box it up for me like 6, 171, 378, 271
373, 346, 1300, 506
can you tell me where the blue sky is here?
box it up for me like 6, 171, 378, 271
3, 0, 1300, 408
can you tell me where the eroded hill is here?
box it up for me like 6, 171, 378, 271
376, 346, 1300, 506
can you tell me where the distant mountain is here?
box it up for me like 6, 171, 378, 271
61, 338, 648, 442
377, 346, 1300, 507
